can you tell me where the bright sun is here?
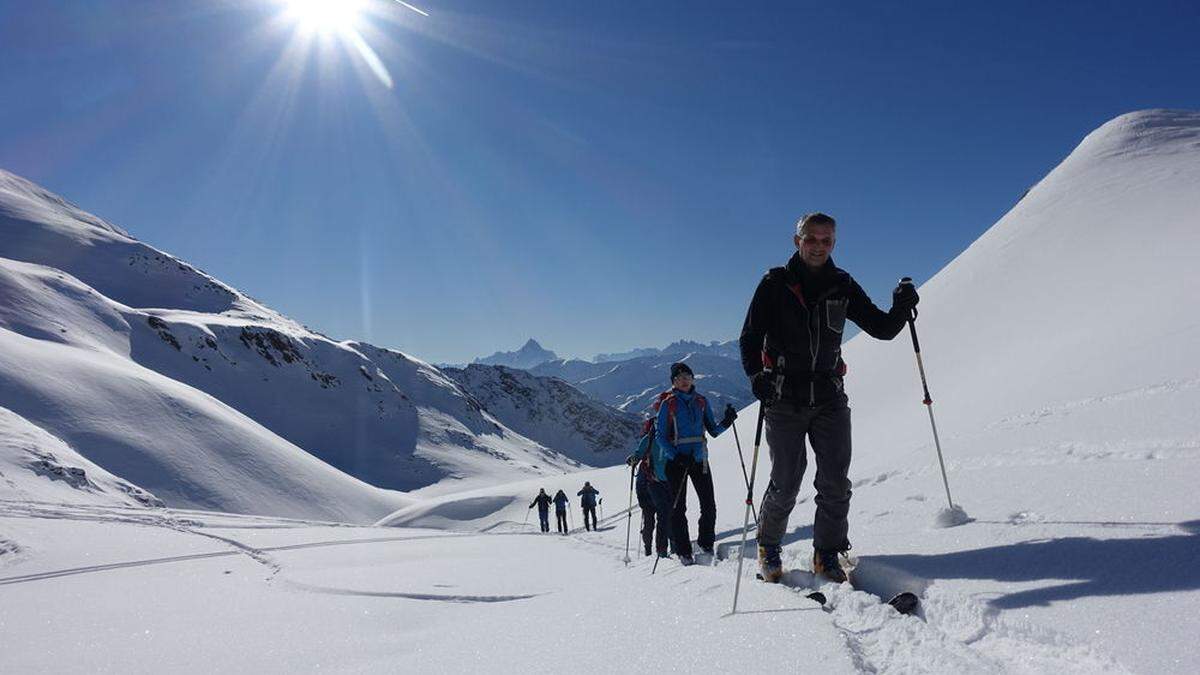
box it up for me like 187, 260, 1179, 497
285, 0, 366, 35
275, 0, 428, 89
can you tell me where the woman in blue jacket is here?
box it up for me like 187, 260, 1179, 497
655, 362, 737, 564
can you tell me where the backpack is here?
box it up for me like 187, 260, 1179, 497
653, 389, 707, 446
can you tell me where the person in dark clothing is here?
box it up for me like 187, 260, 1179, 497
577, 482, 601, 531
528, 488, 552, 533
655, 362, 737, 565
740, 212, 918, 583
553, 489, 570, 534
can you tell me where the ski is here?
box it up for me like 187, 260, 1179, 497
887, 591, 919, 615
755, 567, 920, 616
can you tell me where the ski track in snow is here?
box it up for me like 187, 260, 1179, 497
0, 499, 1131, 672
545, 510, 1127, 674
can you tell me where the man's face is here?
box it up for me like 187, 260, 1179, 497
795, 224, 836, 268
672, 372, 694, 391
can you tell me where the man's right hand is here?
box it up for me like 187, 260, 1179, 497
751, 370, 778, 405
892, 279, 919, 315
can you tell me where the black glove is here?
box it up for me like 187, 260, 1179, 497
892, 280, 919, 315
720, 404, 737, 428
625, 453, 640, 467
751, 370, 778, 405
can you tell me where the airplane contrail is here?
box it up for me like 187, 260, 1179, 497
393, 0, 429, 17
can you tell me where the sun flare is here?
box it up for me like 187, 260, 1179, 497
285, 0, 366, 35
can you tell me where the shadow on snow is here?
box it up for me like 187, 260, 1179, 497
872, 519, 1200, 608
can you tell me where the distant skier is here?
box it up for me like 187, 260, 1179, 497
655, 362, 737, 565
529, 488, 553, 533
577, 481, 601, 531
739, 212, 918, 583
627, 417, 672, 557
553, 489, 570, 534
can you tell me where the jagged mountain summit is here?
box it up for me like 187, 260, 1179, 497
0, 169, 585, 521
444, 364, 642, 466
593, 338, 738, 363
532, 339, 751, 414
472, 338, 559, 369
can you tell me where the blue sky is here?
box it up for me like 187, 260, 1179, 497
2, 1, 1198, 364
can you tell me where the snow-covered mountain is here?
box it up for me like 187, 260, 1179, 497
533, 350, 752, 414
444, 364, 642, 465
594, 338, 739, 362
0, 169, 585, 521
472, 338, 558, 369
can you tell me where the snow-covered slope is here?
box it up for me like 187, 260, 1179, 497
0, 169, 581, 519
445, 364, 641, 466
0, 406, 162, 509
375, 110, 1200, 672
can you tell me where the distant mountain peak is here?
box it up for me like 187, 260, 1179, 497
474, 339, 559, 370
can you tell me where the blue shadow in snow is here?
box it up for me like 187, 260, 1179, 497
871, 520, 1200, 609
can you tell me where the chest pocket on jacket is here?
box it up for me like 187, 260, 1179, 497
825, 298, 848, 334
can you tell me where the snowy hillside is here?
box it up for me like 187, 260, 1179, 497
0, 170, 582, 520
444, 364, 642, 466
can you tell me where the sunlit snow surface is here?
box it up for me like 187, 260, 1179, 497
3, 109, 1200, 672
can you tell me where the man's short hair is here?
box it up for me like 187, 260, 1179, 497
796, 212, 837, 237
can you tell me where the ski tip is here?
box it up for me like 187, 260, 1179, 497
887, 592, 920, 615
805, 591, 827, 605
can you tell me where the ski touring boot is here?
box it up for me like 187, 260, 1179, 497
758, 545, 783, 583
812, 549, 848, 583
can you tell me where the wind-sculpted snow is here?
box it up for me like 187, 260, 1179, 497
0, 406, 163, 508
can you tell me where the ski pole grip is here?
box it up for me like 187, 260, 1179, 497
898, 277, 919, 322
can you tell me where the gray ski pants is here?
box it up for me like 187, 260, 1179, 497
756, 397, 853, 552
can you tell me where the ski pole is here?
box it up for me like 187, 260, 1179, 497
900, 278, 956, 510
568, 506, 574, 532
652, 458, 692, 575
732, 358, 782, 614
729, 411, 759, 529
523, 508, 530, 528
623, 464, 636, 564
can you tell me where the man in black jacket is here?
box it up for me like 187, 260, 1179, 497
529, 488, 553, 533
739, 212, 918, 583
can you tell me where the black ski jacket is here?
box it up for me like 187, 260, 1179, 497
530, 493, 552, 513
739, 254, 906, 405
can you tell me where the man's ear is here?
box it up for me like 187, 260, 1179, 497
794, 234, 803, 249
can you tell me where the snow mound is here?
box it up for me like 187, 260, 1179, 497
933, 505, 972, 528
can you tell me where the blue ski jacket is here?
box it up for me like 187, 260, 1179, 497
655, 387, 728, 463
553, 491, 569, 512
